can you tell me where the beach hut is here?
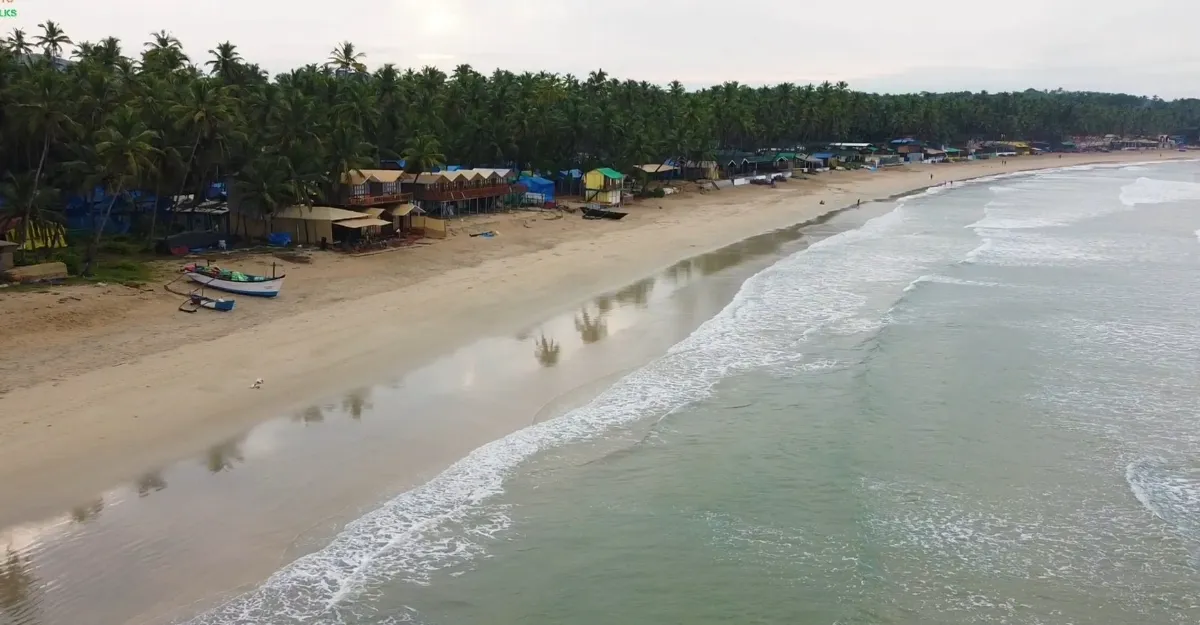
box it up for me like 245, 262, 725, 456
237, 205, 370, 245
584, 168, 625, 205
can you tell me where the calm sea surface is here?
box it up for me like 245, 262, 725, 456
30, 161, 1200, 625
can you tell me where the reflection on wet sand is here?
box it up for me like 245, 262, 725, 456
205, 437, 245, 473
341, 388, 372, 420
135, 471, 167, 498
68, 499, 103, 524
613, 277, 654, 307
574, 310, 607, 344
293, 405, 326, 425
0, 548, 39, 625
533, 336, 561, 367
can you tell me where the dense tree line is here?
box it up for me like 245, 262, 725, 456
2, 21, 1199, 268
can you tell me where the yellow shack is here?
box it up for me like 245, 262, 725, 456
584, 168, 625, 206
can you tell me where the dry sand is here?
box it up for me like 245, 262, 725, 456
0, 152, 1184, 527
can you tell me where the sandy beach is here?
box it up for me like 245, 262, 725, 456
0, 152, 1185, 531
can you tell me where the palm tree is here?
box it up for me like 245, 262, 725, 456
8, 69, 76, 249
33, 21, 71, 59
206, 41, 242, 81
142, 29, 187, 73
401, 135, 446, 173
169, 79, 235, 206
0, 172, 60, 259
326, 41, 366, 73
84, 108, 160, 274
3, 28, 32, 56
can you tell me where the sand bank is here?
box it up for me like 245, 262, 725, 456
0, 152, 1184, 530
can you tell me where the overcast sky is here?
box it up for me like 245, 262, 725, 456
11, 0, 1200, 98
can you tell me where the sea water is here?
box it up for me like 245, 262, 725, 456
190, 160, 1200, 625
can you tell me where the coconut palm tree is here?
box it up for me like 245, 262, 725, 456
326, 41, 366, 73
206, 41, 242, 81
8, 69, 76, 248
401, 135, 446, 173
84, 108, 160, 274
3, 28, 32, 56
33, 21, 71, 59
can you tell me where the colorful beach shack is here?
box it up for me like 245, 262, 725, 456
584, 168, 625, 205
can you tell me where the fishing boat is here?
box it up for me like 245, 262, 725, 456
581, 206, 628, 220
179, 292, 236, 313
182, 263, 285, 297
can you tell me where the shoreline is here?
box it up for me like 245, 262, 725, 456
0, 151, 1188, 530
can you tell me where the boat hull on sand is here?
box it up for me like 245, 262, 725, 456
185, 272, 284, 297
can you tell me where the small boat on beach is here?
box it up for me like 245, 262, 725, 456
183, 263, 285, 297
179, 292, 236, 313
581, 206, 628, 220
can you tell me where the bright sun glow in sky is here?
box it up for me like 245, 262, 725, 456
10, 0, 1200, 98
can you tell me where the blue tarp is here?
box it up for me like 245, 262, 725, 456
557, 169, 582, 179
812, 152, 834, 160
518, 175, 556, 202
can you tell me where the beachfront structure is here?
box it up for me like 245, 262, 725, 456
235, 205, 389, 246
680, 160, 719, 180
584, 168, 625, 205
404, 168, 525, 216
340, 169, 414, 207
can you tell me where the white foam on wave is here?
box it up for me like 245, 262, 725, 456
189, 200, 957, 625
905, 274, 1005, 291
1126, 457, 1200, 543
1194, 229, 1200, 244
1119, 177, 1200, 207
989, 185, 1019, 194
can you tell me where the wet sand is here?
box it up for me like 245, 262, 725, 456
0, 204, 892, 625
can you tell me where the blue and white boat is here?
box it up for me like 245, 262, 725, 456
183, 264, 285, 297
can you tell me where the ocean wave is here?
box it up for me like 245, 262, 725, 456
905, 274, 1005, 291
1126, 457, 1200, 544
1119, 177, 1200, 206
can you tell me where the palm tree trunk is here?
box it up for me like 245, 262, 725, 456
172, 133, 202, 228
83, 183, 124, 277
21, 134, 51, 250
148, 176, 162, 242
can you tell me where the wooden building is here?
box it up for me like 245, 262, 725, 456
584, 168, 625, 205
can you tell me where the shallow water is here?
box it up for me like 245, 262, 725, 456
224, 160, 1200, 625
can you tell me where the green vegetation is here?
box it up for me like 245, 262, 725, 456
2, 21, 1199, 275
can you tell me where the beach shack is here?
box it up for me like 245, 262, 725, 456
236, 205, 379, 246
340, 169, 413, 207
405, 168, 526, 217
584, 168, 625, 205
680, 160, 719, 180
